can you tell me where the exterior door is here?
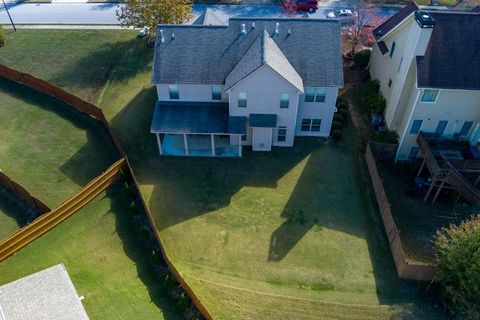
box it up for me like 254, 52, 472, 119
252, 127, 273, 151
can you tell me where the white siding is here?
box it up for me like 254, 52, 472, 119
228, 65, 301, 147
397, 89, 480, 160
296, 87, 339, 137
156, 84, 227, 102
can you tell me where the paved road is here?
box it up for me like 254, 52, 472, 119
0, 2, 398, 25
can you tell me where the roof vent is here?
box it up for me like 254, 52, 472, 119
171, 33, 175, 40
240, 24, 247, 35
287, 29, 291, 36
252, 22, 255, 29
160, 29, 165, 43
414, 11, 435, 28
274, 22, 279, 34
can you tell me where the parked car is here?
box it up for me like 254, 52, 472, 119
284, 0, 319, 13
327, 9, 356, 24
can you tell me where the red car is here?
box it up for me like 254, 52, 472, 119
284, 0, 318, 13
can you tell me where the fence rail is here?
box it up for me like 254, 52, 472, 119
0, 63, 212, 319
365, 143, 437, 281
0, 158, 125, 263
0, 171, 50, 215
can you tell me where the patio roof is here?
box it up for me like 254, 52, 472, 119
150, 101, 247, 134
249, 113, 277, 128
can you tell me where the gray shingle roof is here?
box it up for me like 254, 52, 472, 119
193, 9, 225, 26
225, 30, 303, 92
249, 113, 277, 127
416, 12, 480, 90
373, 2, 418, 40
0, 264, 88, 320
152, 18, 343, 88
150, 101, 247, 134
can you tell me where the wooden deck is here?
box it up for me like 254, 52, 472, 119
416, 132, 480, 205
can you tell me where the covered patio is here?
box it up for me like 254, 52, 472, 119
150, 101, 246, 157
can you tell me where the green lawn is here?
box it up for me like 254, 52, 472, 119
0, 29, 143, 104
0, 77, 118, 208
0, 183, 35, 241
0, 182, 183, 319
0, 30, 445, 319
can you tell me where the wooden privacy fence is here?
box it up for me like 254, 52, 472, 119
0, 64, 106, 122
0, 63, 212, 320
0, 158, 125, 263
0, 171, 50, 215
365, 143, 437, 281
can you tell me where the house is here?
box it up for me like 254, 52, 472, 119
150, 17, 343, 157
369, 3, 480, 161
0, 264, 89, 320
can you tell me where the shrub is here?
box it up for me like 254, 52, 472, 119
333, 113, 345, 124
363, 79, 380, 96
363, 91, 386, 115
434, 215, 480, 319
331, 121, 343, 131
331, 129, 343, 141
336, 96, 345, 106
336, 101, 347, 110
0, 26, 4, 48
373, 131, 399, 144
353, 49, 371, 69
130, 201, 140, 216
337, 108, 349, 119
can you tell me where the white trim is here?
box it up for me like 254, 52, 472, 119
183, 134, 189, 156
156, 133, 163, 155
376, 13, 415, 42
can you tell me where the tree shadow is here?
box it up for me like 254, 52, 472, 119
106, 180, 183, 320
50, 37, 153, 101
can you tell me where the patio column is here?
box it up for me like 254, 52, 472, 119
238, 135, 242, 157
211, 134, 215, 156
156, 133, 163, 155
183, 134, 189, 156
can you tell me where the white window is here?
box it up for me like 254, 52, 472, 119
301, 119, 322, 132
421, 89, 438, 103
315, 88, 326, 102
277, 126, 287, 142
212, 85, 222, 100
238, 92, 247, 108
280, 93, 289, 108
169, 85, 179, 99
305, 88, 327, 103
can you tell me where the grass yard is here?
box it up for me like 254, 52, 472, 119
0, 184, 36, 241
0, 29, 143, 104
1, 30, 446, 319
0, 181, 183, 319
0, 77, 118, 208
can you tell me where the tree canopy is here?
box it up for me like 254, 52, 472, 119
434, 214, 480, 319
117, 0, 193, 36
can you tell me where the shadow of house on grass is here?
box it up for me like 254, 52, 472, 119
106, 181, 184, 320
50, 37, 153, 103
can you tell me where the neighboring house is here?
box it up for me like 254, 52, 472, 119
0, 264, 89, 320
369, 3, 480, 161
150, 17, 343, 157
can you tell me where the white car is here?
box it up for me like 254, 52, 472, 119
327, 9, 356, 24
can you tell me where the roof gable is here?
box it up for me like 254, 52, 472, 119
152, 18, 343, 88
225, 30, 303, 92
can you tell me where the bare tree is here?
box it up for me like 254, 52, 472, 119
342, 1, 384, 57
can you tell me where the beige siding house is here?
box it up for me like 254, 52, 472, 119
150, 17, 343, 157
369, 3, 480, 160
